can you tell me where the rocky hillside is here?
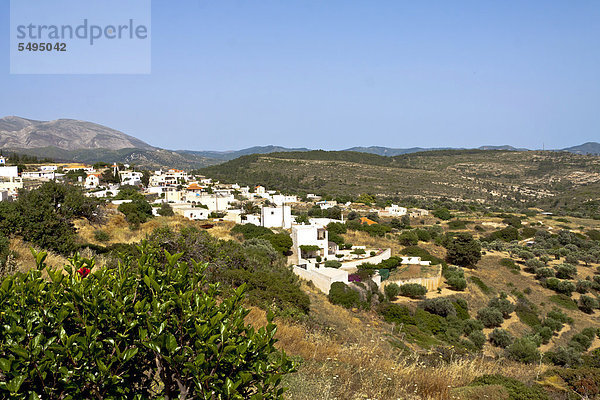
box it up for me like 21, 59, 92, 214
0, 116, 154, 151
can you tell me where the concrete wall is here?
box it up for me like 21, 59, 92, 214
292, 265, 348, 294
383, 265, 443, 292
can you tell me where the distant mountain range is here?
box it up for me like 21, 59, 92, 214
179, 145, 312, 162
1, 116, 598, 168
0, 116, 155, 151
561, 142, 600, 155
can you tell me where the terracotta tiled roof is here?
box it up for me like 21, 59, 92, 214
359, 217, 378, 225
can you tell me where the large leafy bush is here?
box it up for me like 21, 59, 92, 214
0, 246, 294, 399
0, 181, 99, 254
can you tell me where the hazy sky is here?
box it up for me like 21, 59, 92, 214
1, 1, 599, 151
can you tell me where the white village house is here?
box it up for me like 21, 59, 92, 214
261, 205, 293, 229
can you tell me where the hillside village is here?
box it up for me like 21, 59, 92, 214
1, 153, 600, 399
0, 157, 439, 295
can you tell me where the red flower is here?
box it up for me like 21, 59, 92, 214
77, 267, 91, 278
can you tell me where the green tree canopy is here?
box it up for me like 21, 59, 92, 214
446, 233, 481, 268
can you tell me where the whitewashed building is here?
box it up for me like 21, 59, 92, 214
272, 194, 298, 206
22, 171, 56, 180
292, 224, 329, 261
186, 192, 234, 212
85, 173, 101, 189
119, 171, 143, 186
0, 166, 19, 178
261, 205, 292, 229
242, 214, 261, 226
172, 205, 210, 221
380, 204, 407, 217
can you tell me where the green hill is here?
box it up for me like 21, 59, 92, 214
200, 149, 600, 217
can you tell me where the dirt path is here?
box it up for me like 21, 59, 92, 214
539, 324, 572, 352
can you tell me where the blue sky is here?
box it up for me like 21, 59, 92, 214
1, 1, 599, 151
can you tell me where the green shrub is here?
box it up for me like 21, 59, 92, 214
413, 308, 446, 336
521, 227, 537, 238
93, 229, 110, 242
468, 330, 486, 350
378, 303, 415, 325
545, 347, 582, 367
549, 309, 573, 325
447, 276, 467, 291
421, 298, 456, 317
477, 307, 504, 328
543, 309, 572, 332
488, 293, 515, 319
448, 220, 467, 230
575, 280, 592, 294
328, 282, 362, 309
587, 229, 600, 241
545, 278, 575, 296
384, 282, 401, 301
262, 233, 294, 255
502, 216, 523, 228
0, 248, 294, 399
147, 226, 309, 316
114, 184, 143, 200
514, 298, 541, 328
542, 317, 563, 332
399, 283, 427, 299
583, 348, 600, 368
326, 222, 347, 234
0, 181, 99, 254
578, 295, 599, 314
486, 226, 519, 242
548, 294, 578, 310
569, 331, 595, 353
415, 229, 431, 242
462, 319, 484, 336
398, 231, 419, 246
554, 263, 577, 280
433, 207, 453, 220
506, 338, 541, 364
118, 199, 153, 227
535, 326, 553, 345
535, 267, 555, 279
489, 328, 513, 348
445, 233, 481, 268
324, 260, 342, 269
231, 223, 273, 239
469, 374, 548, 399
156, 202, 175, 216
444, 266, 467, 291
453, 298, 470, 320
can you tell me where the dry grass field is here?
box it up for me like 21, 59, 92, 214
246, 284, 546, 400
